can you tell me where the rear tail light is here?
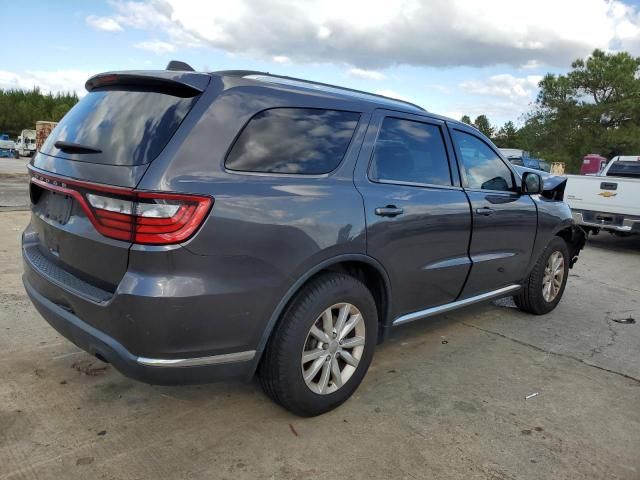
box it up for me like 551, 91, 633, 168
31, 172, 212, 245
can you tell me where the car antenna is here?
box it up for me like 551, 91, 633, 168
166, 60, 195, 72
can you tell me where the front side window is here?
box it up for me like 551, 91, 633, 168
225, 108, 360, 174
452, 130, 514, 191
369, 117, 451, 186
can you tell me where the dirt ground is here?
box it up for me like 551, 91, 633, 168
0, 210, 639, 480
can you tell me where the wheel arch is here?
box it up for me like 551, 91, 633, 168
248, 254, 392, 379
553, 222, 586, 267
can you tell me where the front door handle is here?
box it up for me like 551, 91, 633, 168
375, 206, 404, 217
475, 207, 495, 216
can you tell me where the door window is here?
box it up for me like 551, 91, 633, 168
369, 117, 451, 186
452, 130, 514, 191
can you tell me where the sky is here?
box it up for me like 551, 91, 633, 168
2, 0, 640, 126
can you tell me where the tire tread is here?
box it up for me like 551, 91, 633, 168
514, 237, 569, 315
258, 272, 375, 416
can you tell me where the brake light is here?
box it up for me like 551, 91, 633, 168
31, 172, 212, 245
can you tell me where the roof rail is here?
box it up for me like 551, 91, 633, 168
231, 71, 425, 112
166, 60, 195, 72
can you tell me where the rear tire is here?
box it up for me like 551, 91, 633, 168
514, 237, 569, 315
259, 272, 378, 417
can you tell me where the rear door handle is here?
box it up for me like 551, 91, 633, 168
475, 207, 495, 216
375, 206, 404, 217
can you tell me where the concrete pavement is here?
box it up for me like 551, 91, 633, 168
0, 210, 638, 480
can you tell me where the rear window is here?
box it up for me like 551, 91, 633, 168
607, 161, 640, 178
41, 88, 199, 166
225, 108, 360, 174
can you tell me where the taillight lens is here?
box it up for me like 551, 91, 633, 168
31, 173, 212, 245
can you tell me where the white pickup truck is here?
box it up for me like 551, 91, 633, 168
565, 156, 640, 235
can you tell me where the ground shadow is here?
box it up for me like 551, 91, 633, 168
585, 233, 640, 254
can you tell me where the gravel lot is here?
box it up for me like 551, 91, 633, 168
0, 210, 639, 479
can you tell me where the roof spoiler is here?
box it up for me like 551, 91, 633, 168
166, 60, 195, 72
85, 71, 210, 97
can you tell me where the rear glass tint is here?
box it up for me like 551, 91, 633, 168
41, 88, 199, 166
607, 161, 640, 178
225, 108, 360, 174
369, 117, 452, 186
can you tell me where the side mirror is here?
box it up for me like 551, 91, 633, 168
522, 171, 543, 195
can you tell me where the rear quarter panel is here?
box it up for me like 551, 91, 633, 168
136, 82, 372, 349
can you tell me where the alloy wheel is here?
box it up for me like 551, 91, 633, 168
542, 251, 565, 302
300, 303, 366, 395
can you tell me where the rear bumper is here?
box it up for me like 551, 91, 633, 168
21, 220, 285, 384
23, 276, 255, 384
572, 210, 640, 233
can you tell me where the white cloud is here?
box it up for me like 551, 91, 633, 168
347, 68, 386, 81
520, 60, 542, 70
459, 74, 543, 101
134, 40, 177, 54
86, 15, 122, 32
453, 74, 545, 123
0, 70, 94, 96
272, 55, 292, 64
449, 101, 532, 125
100, 0, 640, 68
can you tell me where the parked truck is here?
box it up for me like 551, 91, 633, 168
16, 129, 37, 157
579, 153, 607, 175
35, 121, 58, 153
0, 133, 17, 158
565, 156, 640, 235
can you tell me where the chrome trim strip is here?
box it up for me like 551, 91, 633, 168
392, 285, 521, 326
422, 256, 471, 271
137, 350, 256, 368
371, 178, 464, 191
470, 251, 516, 263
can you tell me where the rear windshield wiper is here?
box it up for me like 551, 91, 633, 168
54, 141, 102, 154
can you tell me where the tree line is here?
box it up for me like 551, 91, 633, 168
461, 49, 640, 173
0, 88, 78, 138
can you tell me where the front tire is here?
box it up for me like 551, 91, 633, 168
514, 237, 570, 315
259, 272, 378, 417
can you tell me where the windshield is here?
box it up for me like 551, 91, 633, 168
41, 88, 200, 166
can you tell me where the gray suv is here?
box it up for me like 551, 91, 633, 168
22, 63, 585, 416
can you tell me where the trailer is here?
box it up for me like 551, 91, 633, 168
16, 129, 36, 157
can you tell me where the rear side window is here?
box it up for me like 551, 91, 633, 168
369, 117, 451, 186
42, 88, 199, 166
607, 161, 640, 178
225, 108, 360, 174
452, 130, 514, 191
